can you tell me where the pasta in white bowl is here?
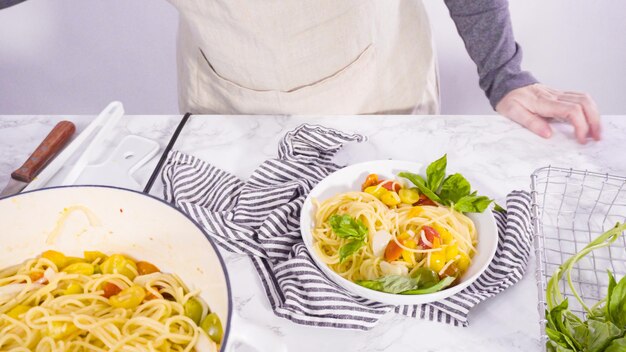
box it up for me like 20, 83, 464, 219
301, 158, 498, 305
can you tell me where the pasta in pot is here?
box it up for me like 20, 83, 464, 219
0, 251, 222, 351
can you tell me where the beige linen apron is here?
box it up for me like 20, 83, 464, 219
168, 0, 439, 115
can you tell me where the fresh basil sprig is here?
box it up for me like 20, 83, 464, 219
356, 275, 455, 295
398, 154, 493, 213
545, 222, 626, 352
328, 214, 368, 262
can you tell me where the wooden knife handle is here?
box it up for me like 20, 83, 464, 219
11, 120, 76, 183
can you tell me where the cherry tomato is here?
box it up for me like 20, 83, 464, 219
361, 174, 379, 191
384, 240, 403, 262
416, 193, 437, 206
102, 282, 122, 298
136, 261, 160, 276
442, 262, 459, 278
378, 180, 402, 192
29, 271, 45, 283
419, 226, 440, 249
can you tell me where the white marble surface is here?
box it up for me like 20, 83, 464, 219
1, 114, 625, 352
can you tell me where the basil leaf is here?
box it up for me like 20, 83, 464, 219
608, 273, 626, 328
564, 312, 587, 350
400, 276, 456, 295
439, 173, 471, 204
605, 336, 626, 352
587, 319, 621, 352
356, 280, 384, 292
494, 202, 506, 213
328, 214, 367, 240
546, 327, 578, 351
339, 240, 364, 262
410, 267, 440, 288
454, 195, 493, 213
426, 154, 447, 191
398, 172, 442, 203
356, 275, 419, 294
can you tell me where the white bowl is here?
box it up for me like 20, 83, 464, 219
300, 160, 498, 305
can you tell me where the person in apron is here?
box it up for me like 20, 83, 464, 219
168, 0, 600, 144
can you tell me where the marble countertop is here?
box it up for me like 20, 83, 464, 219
1, 114, 625, 352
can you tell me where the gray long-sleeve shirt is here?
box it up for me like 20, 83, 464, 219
444, 0, 538, 108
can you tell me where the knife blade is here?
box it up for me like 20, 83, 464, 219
0, 120, 76, 198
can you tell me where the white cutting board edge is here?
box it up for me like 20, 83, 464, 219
73, 134, 160, 190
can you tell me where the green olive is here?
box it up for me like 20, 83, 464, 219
411, 267, 440, 288
184, 297, 203, 325
200, 312, 223, 344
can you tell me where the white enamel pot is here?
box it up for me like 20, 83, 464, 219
0, 186, 286, 352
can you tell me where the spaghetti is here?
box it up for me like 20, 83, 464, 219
0, 251, 222, 351
312, 171, 479, 294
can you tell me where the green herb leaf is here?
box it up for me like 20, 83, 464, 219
426, 154, 447, 191
398, 172, 442, 203
339, 240, 364, 263
400, 276, 456, 295
453, 195, 493, 213
608, 273, 626, 329
410, 267, 440, 289
546, 327, 578, 351
439, 173, 471, 204
605, 336, 626, 352
494, 202, 506, 213
587, 319, 621, 352
356, 279, 384, 292
357, 275, 419, 294
564, 311, 588, 349
328, 214, 368, 240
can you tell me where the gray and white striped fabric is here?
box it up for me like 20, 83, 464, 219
161, 124, 533, 330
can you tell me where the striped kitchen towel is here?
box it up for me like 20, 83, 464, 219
161, 124, 533, 330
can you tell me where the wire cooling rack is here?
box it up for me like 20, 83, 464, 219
531, 166, 626, 348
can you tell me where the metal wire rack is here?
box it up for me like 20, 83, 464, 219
531, 166, 626, 349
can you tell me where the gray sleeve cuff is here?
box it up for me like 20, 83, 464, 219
482, 43, 539, 109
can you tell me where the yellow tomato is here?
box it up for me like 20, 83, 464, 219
408, 206, 424, 217
63, 283, 83, 295
41, 250, 68, 270
457, 251, 471, 272
7, 305, 31, 319
364, 185, 387, 199
401, 239, 417, 267
62, 262, 95, 276
109, 285, 146, 309
433, 224, 453, 244
445, 244, 459, 260
101, 254, 138, 280
380, 191, 401, 206
84, 251, 108, 264
45, 322, 78, 339
399, 188, 420, 205
428, 250, 446, 273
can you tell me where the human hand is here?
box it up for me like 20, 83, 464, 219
495, 84, 601, 144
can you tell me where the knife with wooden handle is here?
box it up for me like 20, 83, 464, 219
0, 120, 76, 197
